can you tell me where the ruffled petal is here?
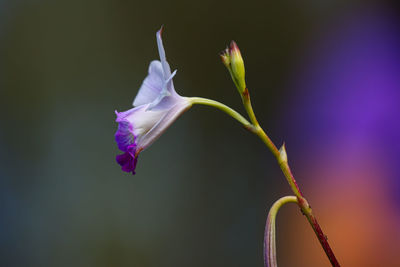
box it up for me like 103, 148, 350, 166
116, 144, 138, 174
115, 110, 136, 152
133, 60, 164, 107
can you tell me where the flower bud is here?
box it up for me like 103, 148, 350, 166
278, 143, 287, 165
229, 41, 246, 93
220, 48, 231, 69
220, 41, 247, 94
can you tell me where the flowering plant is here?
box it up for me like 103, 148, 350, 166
114, 27, 340, 266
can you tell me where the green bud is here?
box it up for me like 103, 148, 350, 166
278, 143, 288, 165
229, 41, 246, 93
220, 41, 247, 94
220, 48, 231, 69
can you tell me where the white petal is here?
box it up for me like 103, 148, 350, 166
156, 28, 180, 97
146, 70, 177, 110
147, 93, 180, 111
137, 98, 192, 150
124, 105, 166, 137
133, 60, 164, 107
156, 28, 172, 79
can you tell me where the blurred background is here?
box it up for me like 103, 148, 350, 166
1, 0, 400, 266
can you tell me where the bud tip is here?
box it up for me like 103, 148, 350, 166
278, 143, 288, 164
229, 40, 240, 54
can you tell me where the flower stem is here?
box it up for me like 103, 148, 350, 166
265, 196, 298, 267
241, 88, 260, 127
188, 97, 255, 132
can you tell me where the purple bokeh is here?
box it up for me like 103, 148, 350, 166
287, 7, 400, 202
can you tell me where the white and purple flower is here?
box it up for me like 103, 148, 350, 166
115, 28, 192, 174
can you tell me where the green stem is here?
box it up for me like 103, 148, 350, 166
254, 127, 302, 198
265, 196, 298, 267
241, 88, 259, 127
188, 97, 255, 132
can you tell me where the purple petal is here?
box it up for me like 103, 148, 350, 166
115, 110, 137, 152
116, 144, 139, 175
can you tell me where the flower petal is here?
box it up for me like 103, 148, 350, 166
156, 28, 179, 97
147, 69, 177, 110
156, 28, 172, 79
136, 97, 192, 150
116, 105, 165, 140
115, 109, 136, 152
133, 60, 165, 107
116, 144, 138, 174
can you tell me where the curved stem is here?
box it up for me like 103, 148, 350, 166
265, 196, 298, 267
188, 97, 255, 132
